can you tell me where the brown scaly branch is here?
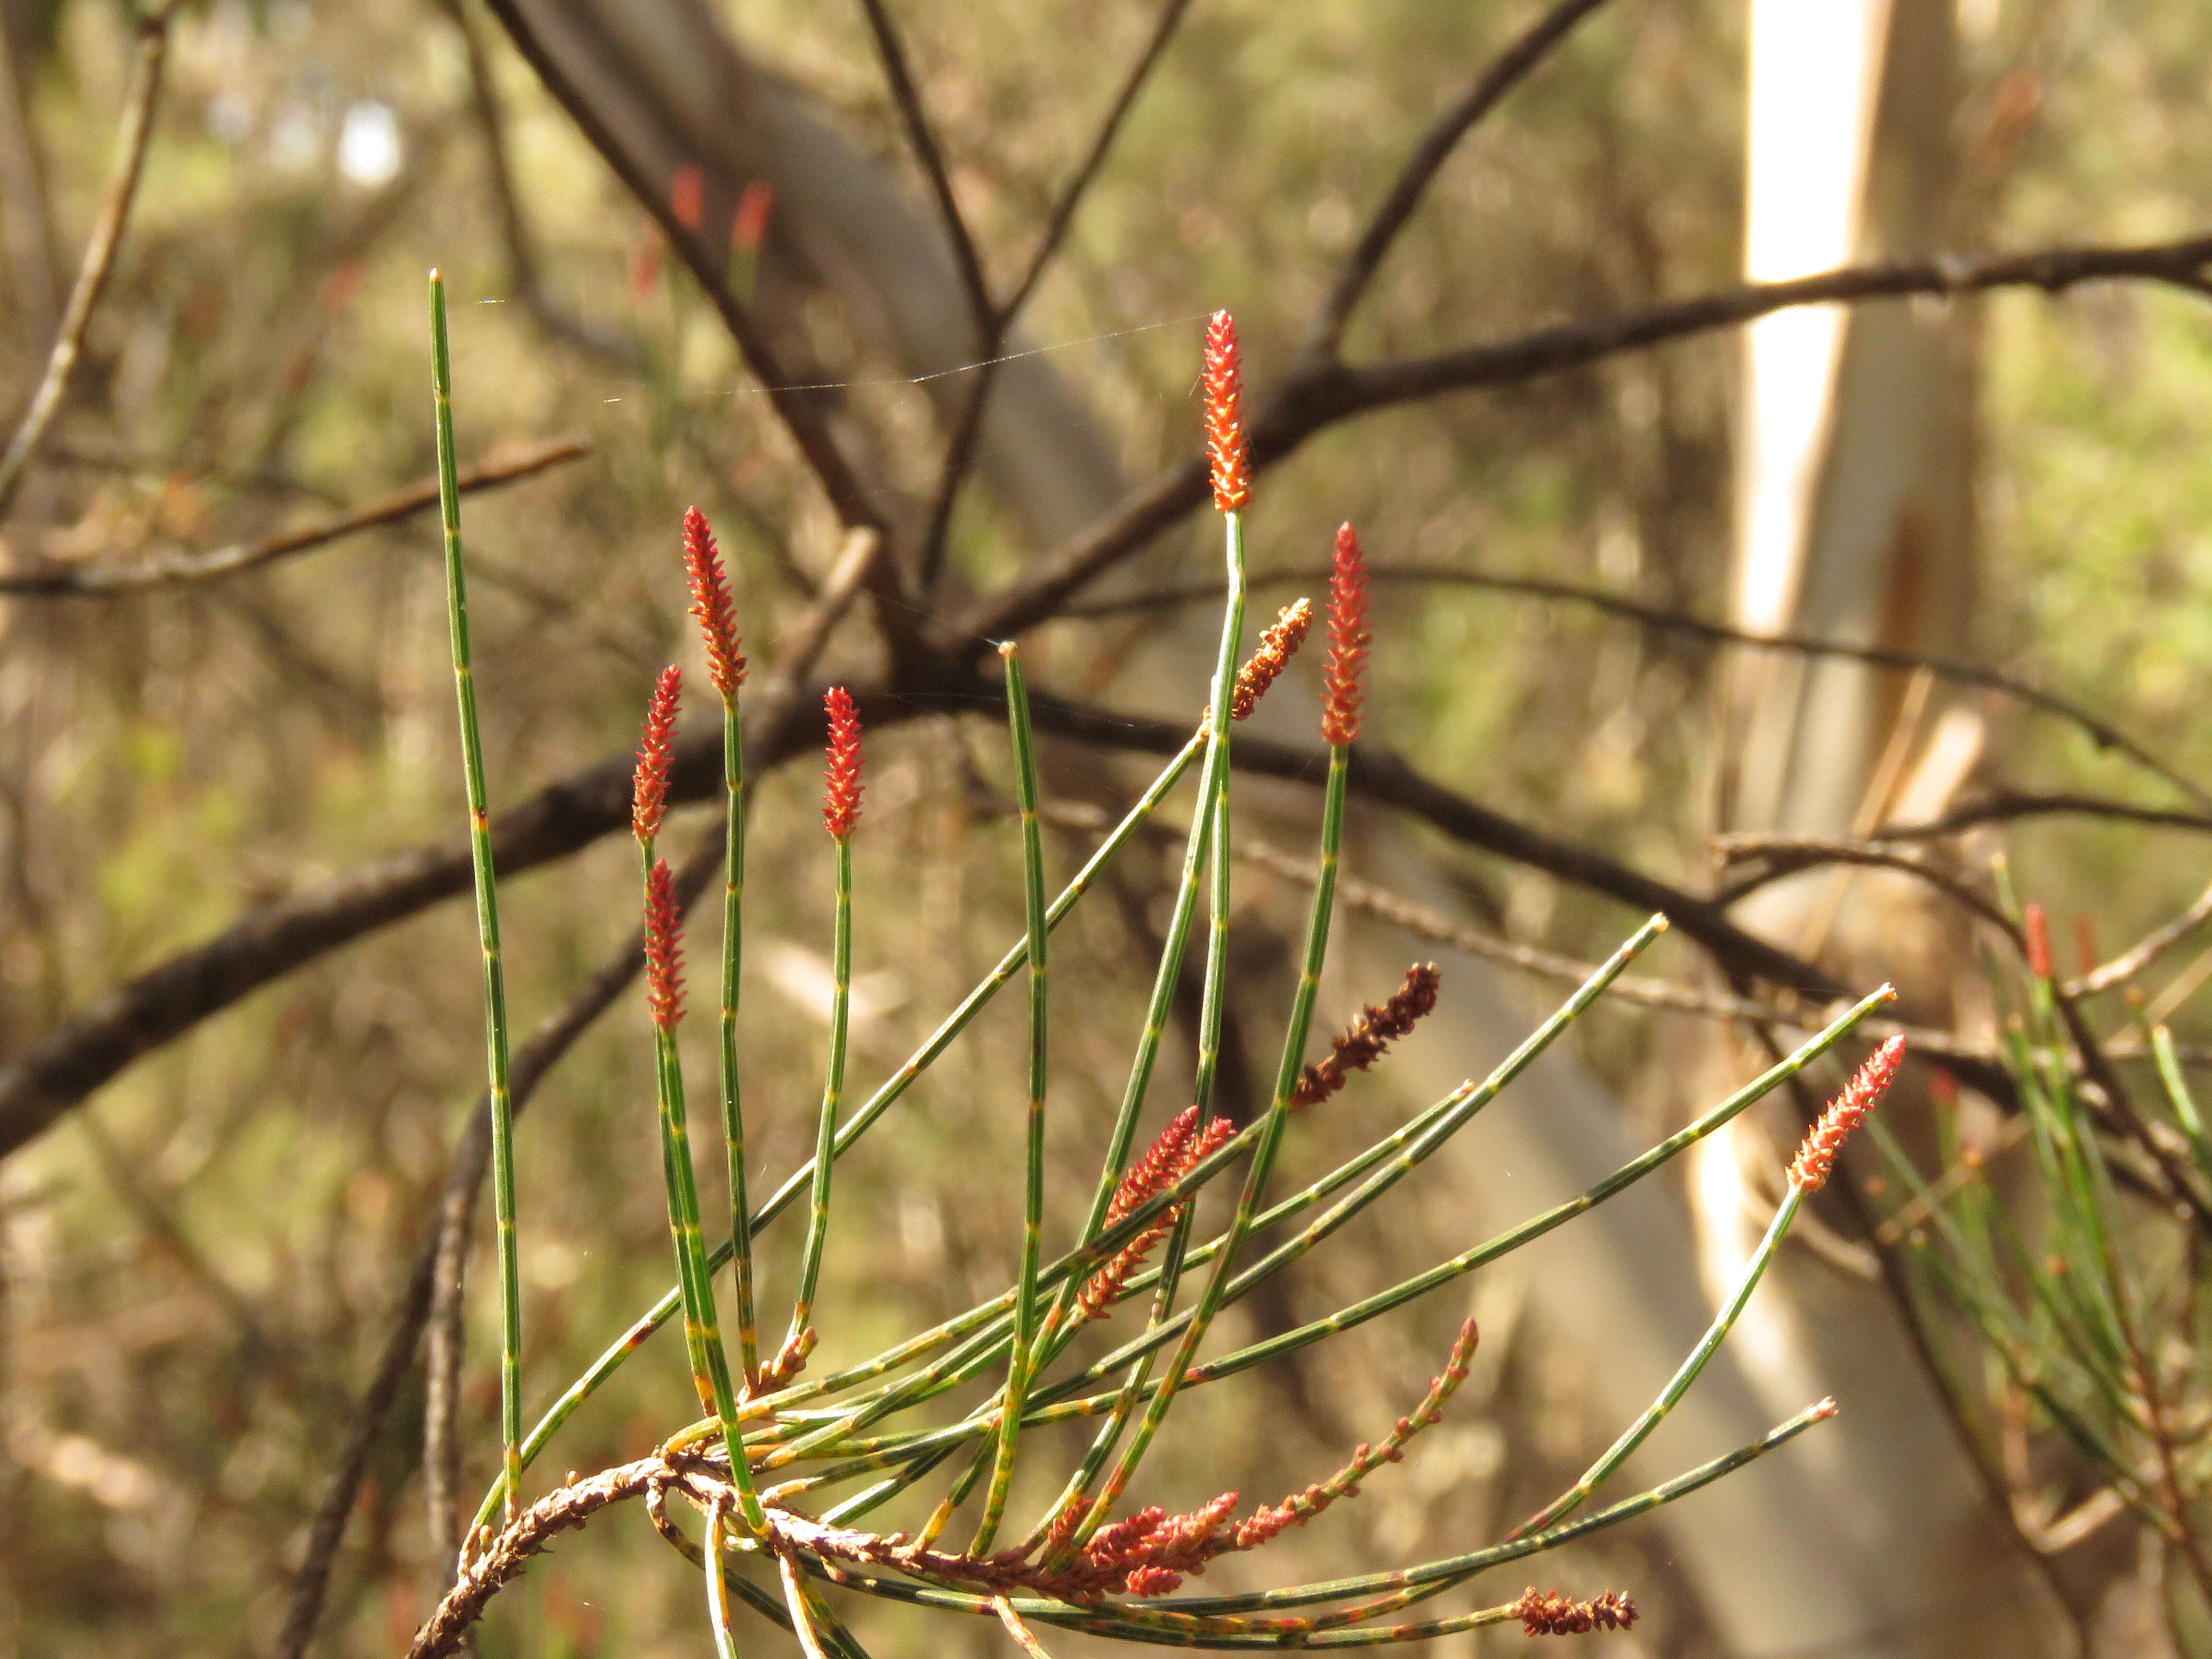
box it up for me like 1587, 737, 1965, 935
0, 436, 590, 596
960, 231, 2212, 646
1067, 561, 2210, 811
1304, 0, 1618, 359
0, 5, 172, 518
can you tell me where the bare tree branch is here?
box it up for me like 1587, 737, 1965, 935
1874, 790, 2212, 842
0, 6, 171, 518
1067, 560, 2209, 809
1709, 834, 2020, 937
0, 437, 590, 596
854, 0, 995, 338
1304, 0, 1616, 359
962, 231, 2212, 646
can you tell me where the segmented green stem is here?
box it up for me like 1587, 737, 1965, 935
651, 968, 769, 1532
718, 693, 761, 1389
1068, 508, 1246, 1545
1510, 1179, 1805, 1538
469, 737, 1207, 1530
791, 831, 855, 1344
429, 271, 523, 1525
704, 1499, 741, 1659
975, 643, 1050, 1552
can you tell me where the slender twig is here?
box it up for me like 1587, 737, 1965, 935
0, 6, 171, 518
1875, 790, 2212, 842
913, 0, 1191, 593
0, 437, 591, 596
854, 0, 993, 336
1065, 561, 2207, 811
1709, 835, 2022, 937
1305, 0, 1616, 359
962, 230, 2212, 646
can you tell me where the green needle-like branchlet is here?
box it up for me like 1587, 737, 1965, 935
974, 643, 1049, 1553
429, 270, 523, 1526
718, 693, 762, 1390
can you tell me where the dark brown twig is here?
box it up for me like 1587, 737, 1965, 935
914, 0, 1193, 593
854, 0, 994, 337
962, 230, 2212, 647
0, 6, 171, 517
1065, 561, 2210, 812
1874, 790, 2212, 841
0, 437, 591, 596
1305, 0, 1616, 359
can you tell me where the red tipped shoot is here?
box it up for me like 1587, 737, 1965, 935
2023, 902, 2053, 981
1790, 1034, 1907, 1193
632, 665, 682, 843
823, 686, 863, 840
734, 180, 774, 256
683, 507, 746, 700
1321, 522, 1370, 745
670, 163, 705, 233
1509, 1588, 1638, 1637
645, 858, 685, 1029
1202, 311, 1250, 514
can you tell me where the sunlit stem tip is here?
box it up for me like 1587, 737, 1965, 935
634, 665, 681, 844
1789, 1034, 1906, 1193
822, 686, 863, 840
1202, 310, 1250, 514
1322, 522, 1369, 745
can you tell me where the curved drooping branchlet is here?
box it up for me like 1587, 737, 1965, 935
1508, 1588, 1639, 1636
2023, 901, 2053, 981
822, 686, 863, 840
1230, 1318, 1478, 1549
1070, 1106, 1237, 1325
1202, 311, 1250, 514
632, 665, 682, 843
644, 858, 685, 1030
1321, 522, 1370, 745
682, 507, 746, 700
1230, 599, 1313, 721
1788, 1034, 1906, 1193
1295, 963, 1440, 1109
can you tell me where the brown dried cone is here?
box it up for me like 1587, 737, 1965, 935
1508, 1588, 1638, 1636
1296, 963, 1441, 1109
1202, 310, 1250, 513
1788, 1034, 1906, 1193
1231, 599, 1313, 720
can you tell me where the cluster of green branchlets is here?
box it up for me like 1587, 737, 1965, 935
418, 296, 1902, 1659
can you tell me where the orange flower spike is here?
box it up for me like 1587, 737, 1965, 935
2023, 902, 2053, 981
644, 858, 685, 1030
670, 163, 706, 233
682, 508, 746, 701
1321, 522, 1370, 746
632, 665, 681, 843
1789, 1034, 1907, 1193
822, 686, 864, 840
1202, 311, 1250, 514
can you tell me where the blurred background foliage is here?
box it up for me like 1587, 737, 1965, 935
3, 0, 2212, 1654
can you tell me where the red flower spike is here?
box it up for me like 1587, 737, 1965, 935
734, 180, 775, 256
822, 686, 863, 840
632, 665, 681, 843
645, 858, 685, 1030
1202, 312, 1250, 514
2023, 902, 2053, 981
1509, 1588, 1638, 1636
1790, 1035, 1907, 1193
670, 163, 705, 233
1073, 1110, 1235, 1323
1321, 522, 1370, 745
683, 508, 746, 700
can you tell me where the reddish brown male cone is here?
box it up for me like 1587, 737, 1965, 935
632, 665, 681, 842
822, 686, 863, 840
1321, 523, 1370, 745
1789, 1034, 1907, 1193
683, 508, 745, 700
